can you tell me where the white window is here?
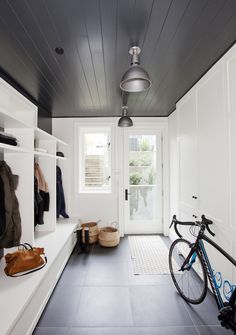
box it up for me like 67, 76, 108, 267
79, 127, 112, 193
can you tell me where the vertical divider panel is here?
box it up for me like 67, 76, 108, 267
4, 128, 34, 245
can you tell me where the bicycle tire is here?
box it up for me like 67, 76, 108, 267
169, 238, 208, 304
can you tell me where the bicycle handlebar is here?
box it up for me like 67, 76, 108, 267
169, 214, 215, 238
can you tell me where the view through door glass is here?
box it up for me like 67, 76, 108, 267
129, 135, 157, 220
124, 131, 162, 234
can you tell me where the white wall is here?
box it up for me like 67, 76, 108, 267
169, 43, 236, 289
52, 117, 168, 236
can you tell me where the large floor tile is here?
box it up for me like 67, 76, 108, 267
91, 239, 131, 262
58, 253, 90, 286
33, 327, 69, 335
72, 286, 133, 327
85, 260, 129, 286
69, 327, 133, 335
130, 285, 193, 326
133, 326, 198, 335
197, 325, 234, 334
182, 293, 222, 326
38, 285, 82, 327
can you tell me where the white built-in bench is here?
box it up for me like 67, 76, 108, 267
0, 221, 77, 335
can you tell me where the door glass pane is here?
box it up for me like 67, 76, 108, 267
129, 135, 157, 221
84, 133, 110, 190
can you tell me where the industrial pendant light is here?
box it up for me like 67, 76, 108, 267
118, 106, 133, 127
120, 46, 152, 93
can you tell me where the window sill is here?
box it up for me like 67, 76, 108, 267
78, 190, 112, 195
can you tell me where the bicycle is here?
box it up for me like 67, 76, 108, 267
168, 214, 236, 332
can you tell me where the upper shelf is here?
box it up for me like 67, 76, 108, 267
0, 78, 37, 127
0, 107, 31, 129
53, 136, 68, 146
34, 127, 55, 141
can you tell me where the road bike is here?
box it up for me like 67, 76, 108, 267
169, 214, 236, 332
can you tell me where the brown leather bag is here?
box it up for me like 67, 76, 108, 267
4, 243, 47, 277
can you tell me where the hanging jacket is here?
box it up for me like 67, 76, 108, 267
34, 176, 43, 226
34, 163, 50, 226
0, 175, 6, 237
56, 166, 69, 219
0, 161, 21, 248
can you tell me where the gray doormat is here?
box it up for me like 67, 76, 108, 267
128, 236, 175, 275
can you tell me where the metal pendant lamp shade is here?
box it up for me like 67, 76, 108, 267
118, 106, 133, 127
120, 46, 151, 93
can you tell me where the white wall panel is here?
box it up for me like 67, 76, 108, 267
226, 49, 236, 231
177, 90, 198, 219
196, 61, 230, 226
169, 43, 236, 295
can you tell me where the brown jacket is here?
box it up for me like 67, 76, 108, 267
0, 161, 21, 248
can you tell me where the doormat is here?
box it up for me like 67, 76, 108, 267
128, 236, 177, 275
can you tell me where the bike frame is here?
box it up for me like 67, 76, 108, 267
184, 231, 236, 310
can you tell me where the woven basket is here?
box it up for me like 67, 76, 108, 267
98, 226, 120, 247
81, 222, 99, 244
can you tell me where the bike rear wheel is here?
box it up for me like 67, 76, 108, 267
169, 238, 208, 304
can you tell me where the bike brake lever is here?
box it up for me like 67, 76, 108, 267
174, 222, 183, 238
201, 215, 215, 236
169, 215, 176, 229
206, 224, 215, 237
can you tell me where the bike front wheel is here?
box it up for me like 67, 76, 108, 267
169, 238, 208, 304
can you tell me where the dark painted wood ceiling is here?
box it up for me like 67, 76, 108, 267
0, 0, 236, 118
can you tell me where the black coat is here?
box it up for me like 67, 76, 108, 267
0, 161, 21, 248
56, 166, 69, 219
0, 175, 6, 237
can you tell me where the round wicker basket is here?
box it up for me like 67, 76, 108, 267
81, 222, 99, 244
98, 226, 120, 247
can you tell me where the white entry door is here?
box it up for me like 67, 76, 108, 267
124, 129, 163, 234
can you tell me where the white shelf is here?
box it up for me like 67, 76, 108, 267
34, 127, 54, 141
56, 156, 69, 161
0, 106, 30, 129
56, 217, 79, 224
0, 142, 30, 153
34, 151, 56, 159
54, 136, 68, 146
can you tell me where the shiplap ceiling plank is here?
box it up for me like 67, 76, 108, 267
0, 0, 236, 117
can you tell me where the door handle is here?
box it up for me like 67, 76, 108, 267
125, 189, 131, 200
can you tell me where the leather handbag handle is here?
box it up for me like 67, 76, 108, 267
18, 243, 33, 250
23, 243, 33, 249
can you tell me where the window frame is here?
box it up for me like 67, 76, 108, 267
78, 126, 113, 194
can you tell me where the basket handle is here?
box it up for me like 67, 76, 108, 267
110, 221, 118, 228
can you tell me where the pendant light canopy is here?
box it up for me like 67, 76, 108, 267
118, 106, 133, 127
120, 46, 152, 93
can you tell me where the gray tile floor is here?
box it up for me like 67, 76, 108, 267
34, 237, 234, 335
